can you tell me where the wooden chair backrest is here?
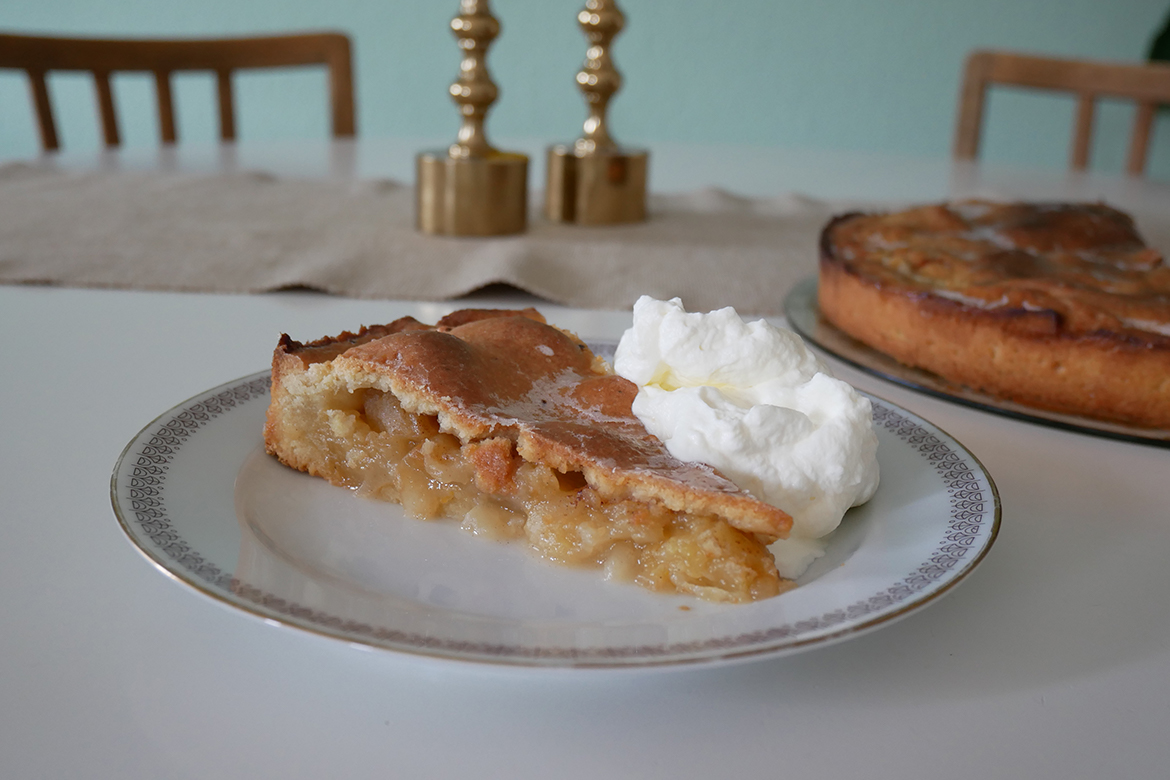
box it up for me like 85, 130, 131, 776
954, 49, 1170, 176
0, 31, 355, 151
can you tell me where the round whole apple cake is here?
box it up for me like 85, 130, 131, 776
818, 200, 1170, 428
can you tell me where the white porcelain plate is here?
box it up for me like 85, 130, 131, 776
111, 363, 1000, 669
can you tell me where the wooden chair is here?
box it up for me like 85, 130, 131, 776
0, 31, 355, 151
954, 49, 1170, 176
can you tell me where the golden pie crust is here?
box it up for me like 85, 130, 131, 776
819, 201, 1170, 428
264, 308, 794, 602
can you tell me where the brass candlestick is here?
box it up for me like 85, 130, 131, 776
545, 0, 648, 225
417, 0, 528, 236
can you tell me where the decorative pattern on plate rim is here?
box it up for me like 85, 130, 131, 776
125, 375, 270, 592
116, 371, 997, 664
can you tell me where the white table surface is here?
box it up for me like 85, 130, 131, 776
3, 141, 1169, 779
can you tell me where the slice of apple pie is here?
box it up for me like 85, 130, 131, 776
264, 308, 793, 602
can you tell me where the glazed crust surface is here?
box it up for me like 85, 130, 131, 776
818, 201, 1170, 428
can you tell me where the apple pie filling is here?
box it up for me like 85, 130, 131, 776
289, 384, 783, 603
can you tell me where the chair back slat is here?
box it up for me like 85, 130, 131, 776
216, 69, 235, 141
153, 70, 177, 143
0, 32, 355, 151
953, 55, 990, 159
93, 71, 119, 146
1128, 102, 1156, 176
954, 49, 1170, 177
27, 69, 58, 151
1071, 93, 1095, 170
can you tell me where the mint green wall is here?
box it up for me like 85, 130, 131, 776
1, 0, 1168, 178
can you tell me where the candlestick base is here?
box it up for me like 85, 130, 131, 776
416, 150, 528, 236
544, 145, 648, 225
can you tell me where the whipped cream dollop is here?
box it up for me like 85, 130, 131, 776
614, 296, 880, 578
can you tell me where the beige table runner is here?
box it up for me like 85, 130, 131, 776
0, 163, 845, 315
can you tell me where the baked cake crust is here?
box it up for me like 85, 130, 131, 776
818, 202, 1170, 429
264, 309, 793, 602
